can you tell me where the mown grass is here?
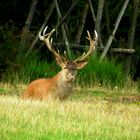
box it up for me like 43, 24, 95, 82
0, 83, 140, 140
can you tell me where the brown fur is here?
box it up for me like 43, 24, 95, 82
22, 65, 75, 101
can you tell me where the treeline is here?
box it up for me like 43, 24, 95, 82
0, 0, 140, 80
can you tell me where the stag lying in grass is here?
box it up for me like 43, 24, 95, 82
22, 26, 98, 100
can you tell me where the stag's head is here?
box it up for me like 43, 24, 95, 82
39, 26, 98, 83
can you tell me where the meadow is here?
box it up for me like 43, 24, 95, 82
0, 2, 140, 138
0, 83, 140, 140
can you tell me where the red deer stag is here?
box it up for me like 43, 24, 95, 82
22, 26, 98, 100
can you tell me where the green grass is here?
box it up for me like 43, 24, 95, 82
77, 55, 128, 88
2, 53, 60, 84
0, 83, 140, 140
1, 51, 130, 88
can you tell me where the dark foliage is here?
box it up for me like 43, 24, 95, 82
0, 0, 140, 81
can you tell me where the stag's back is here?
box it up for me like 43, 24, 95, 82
22, 78, 53, 100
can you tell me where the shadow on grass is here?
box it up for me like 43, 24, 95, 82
70, 88, 140, 104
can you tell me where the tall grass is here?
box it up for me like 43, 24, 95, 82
77, 55, 128, 88
2, 52, 60, 84
2, 52, 130, 88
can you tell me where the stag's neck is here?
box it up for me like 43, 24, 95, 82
54, 70, 74, 86
50, 70, 74, 100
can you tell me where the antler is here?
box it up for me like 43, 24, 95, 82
39, 26, 66, 61
39, 26, 98, 63
74, 30, 98, 62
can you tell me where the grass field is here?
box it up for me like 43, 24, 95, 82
0, 83, 140, 140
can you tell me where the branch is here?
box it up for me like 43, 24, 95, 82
56, 0, 78, 28
26, 0, 55, 56
75, 1, 89, 45
88, 0, 96, 23
100, 0, 130, 62
53, 43, 135, 54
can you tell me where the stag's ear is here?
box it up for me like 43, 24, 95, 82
55, 56, 66, 68
76, 61, 88, 69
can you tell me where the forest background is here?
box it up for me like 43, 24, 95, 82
0, 0, 140, 87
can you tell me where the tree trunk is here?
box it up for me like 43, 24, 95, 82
56, 0, 78, 28
104, 1, 111, 36
100, 0, 130, 62
95, 0, 105, 33
88, 0, 96, 23
20, 0, 38, 45
95, 0, 105, 48
126, 0, 139, 74
26, 0, 55, 56
54, 0, 71, 59
19, 0, 38, 62
75, 1, 89, 45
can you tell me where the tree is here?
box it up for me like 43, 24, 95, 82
75, 1, 89, 45
100, 0, 130, 61
20, 0, 38, 46
126, 0, 139, 74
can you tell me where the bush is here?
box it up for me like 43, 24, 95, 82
2, 49, 129, 88
2, 52, 60, 84
76, 55, 128, 88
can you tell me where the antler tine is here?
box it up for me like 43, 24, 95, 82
94, 30, 98, 40
74, 30, 98, 62
43, 26, 48, 36
39, 26, 66, 61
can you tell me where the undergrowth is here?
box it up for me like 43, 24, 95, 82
0, 24, 136, 89
1, 51, 131, 89
77, 55, 129, 88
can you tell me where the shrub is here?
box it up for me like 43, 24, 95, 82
77, 55, 128, 88
2, 49, 129, 88
2, 52, 60, 84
